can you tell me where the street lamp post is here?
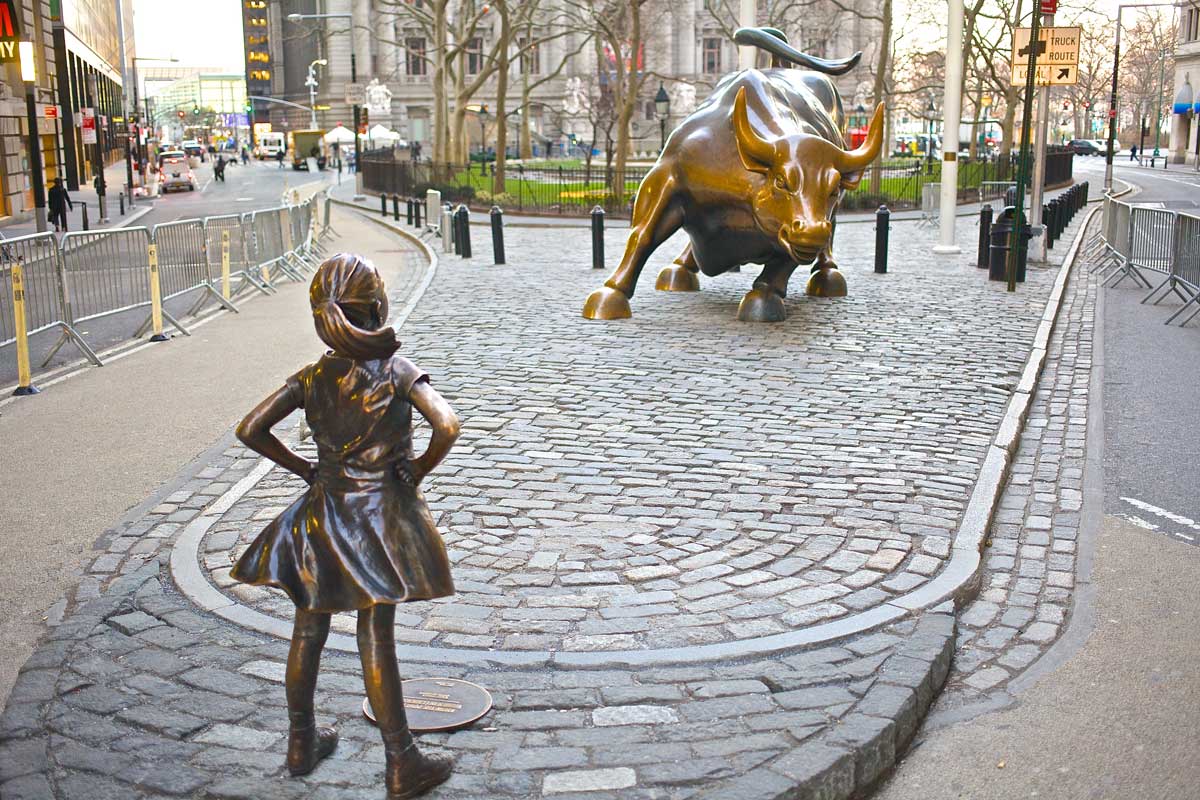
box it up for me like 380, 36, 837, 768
306, 59, 327, 129
479, 106, 490, 157
655, 83, 670, 151
287, 12, 365, 197
1105, 1, 1179, 190
19, 42, 48, 233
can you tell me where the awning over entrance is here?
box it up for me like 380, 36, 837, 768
1173, 80, 1193, 114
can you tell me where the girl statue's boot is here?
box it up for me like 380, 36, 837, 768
287, 712, 339, 776
383, 731, 453, 800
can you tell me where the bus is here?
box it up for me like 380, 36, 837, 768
255, 132, 286, 160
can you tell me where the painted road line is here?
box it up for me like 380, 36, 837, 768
1120, 497, 1200, 541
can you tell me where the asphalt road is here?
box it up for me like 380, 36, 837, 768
1074, 157, 1200, 546
0, 160, 334, 388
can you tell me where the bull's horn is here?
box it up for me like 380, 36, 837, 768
836, 102, 885, 173
732, 86, 776, 172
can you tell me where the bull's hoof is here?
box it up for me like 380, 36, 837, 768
736, 287, 787, 323
655, 265, 700, 292
806, 268, 847, 298
582, 286, 632, 320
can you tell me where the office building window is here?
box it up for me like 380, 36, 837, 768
406, 38, 427, 76
702, 37, 721, 74
466, 37, 485, 74
518, 36, 540, 75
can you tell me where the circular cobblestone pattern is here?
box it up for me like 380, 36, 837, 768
196, 224, 1055, 654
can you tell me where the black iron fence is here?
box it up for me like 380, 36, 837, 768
362, 146, 1074, 219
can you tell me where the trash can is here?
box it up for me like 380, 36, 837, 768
988, 206, 1031, 283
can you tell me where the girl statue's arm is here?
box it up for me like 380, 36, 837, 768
237, 386, 316, 484
406, 380, 460, 485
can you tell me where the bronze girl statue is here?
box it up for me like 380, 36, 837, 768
231, 254, 459, 799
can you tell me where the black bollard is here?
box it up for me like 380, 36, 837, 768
874, 205, 890, 274
414, 198, 423, 228
977, 204, 992, 269
591, 205, 605, 270
490, 205, 505, 265
380, 193, 387, 217
453, 209, 463, 255
406, 197, 414, 225
119, 193, 125, 215
1005, 186, 1017, 208
456, 205, 471, 258
393, 194, 400, 222
81, 203, 90, 231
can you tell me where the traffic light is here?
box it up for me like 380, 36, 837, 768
176, 110, 185, 119
192, 104, 200, 116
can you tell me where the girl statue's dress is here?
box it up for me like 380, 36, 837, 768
229, 254, 457, 800
232, 353, 454, 610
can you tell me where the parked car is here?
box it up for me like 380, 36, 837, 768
1069, 139, 1102, 155
158, 150, 197, 193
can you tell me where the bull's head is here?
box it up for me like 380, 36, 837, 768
732, 87, 884, 263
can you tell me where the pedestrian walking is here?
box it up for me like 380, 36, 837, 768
277, 149, 286, 169
214, 156, 226, 182
241, 146, 250, 166
1130, 144, 1138, 162
230, 254, 458, 799
47, 178, 72, 233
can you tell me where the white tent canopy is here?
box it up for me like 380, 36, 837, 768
323, 125, 355, 144
364, 123, 401, 141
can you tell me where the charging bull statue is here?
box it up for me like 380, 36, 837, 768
582, 27, 885, 323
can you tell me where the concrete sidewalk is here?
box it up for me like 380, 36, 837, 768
0, 160, 152, 239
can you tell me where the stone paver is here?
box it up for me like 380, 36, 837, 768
929, 207, 1098, 708
0, 204, 1096, 799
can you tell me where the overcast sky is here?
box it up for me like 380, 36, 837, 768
131, 0, 245, 71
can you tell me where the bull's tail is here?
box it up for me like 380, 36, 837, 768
733, 27, 861, 76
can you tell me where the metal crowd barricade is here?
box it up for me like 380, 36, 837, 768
205, 214, 270, 297
56, 227, 190, 340
980, 181, 1016, 205
1163, 212, 1200, 326
251, 207, 303, 284
1123, 207, 1175, 290
918, 182, 939, 228
0, 232, 98, 369
151, 219, 236, 324
1097, 200, 1135, 284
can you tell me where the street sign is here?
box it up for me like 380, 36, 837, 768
1039, 0, 1058, 14
345, 82, 365, 106
80, 107, 96, 144
1011, 63, 1078, 86
39, 104, 60, 119
1012, 26, 1080, 66
1011, 26, 1080, 85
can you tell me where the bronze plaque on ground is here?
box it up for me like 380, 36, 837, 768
362, 678, 493, 732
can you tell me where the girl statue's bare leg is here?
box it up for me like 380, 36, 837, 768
285, 609, 339, 775
358, 604, 453, 799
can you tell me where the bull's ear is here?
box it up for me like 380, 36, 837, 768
732, 86, 776, 175
839, 168, 866, 191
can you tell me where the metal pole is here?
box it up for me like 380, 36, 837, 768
1104, 7, 1123, 191
87, 74, 109, 223
1153, 45, 1166, 163
934, 0, 964, 254
1029, 12, 1053, 262
114, 0, 134, 200
24, 84, 48, 233
1008, 5, 1042, 292
351, 50, 364, 200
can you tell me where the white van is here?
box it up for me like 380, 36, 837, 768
256, 132, 286, 159
158, 150, 197, 193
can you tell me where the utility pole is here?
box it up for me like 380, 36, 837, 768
50, 0, 80, 190
934, 0, 964, 254
1009, 4, 1043, 291
1030, 7, 1054, 262
87, 73, 109, 223
114, 0, 134, 203
352, 51, 365, 200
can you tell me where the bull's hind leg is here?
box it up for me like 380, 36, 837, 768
583, 170, 681, 320
655, 242, 701, 292
737, 259, 798, 323
806, 248, 847, 298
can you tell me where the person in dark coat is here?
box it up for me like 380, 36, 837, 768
47, 178, 72, 233
231, 254, 458, 799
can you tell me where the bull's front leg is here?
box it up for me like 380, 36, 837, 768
737, 258, 798, 323
654, 241, 701, 292
583, 170, 682, 320
805, 248, 848, 298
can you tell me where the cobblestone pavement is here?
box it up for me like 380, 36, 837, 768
922, 210, 1098, 708
0, 208, 1092, 799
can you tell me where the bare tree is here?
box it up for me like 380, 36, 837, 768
1118, 9, 1175, 149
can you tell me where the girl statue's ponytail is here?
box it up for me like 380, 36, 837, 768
309, 254, 399, 360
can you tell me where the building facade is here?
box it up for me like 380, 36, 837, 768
0, 0, 133, 225
240, 0, 881, 159
148, 73, 249, 146
1169, 3, 1200, 164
